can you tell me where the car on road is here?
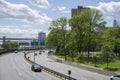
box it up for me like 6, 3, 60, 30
14, 50, 18, 53
110, 74, 120, 80
22, 51, 25, 53
39, 51, 42, 55
39, 52, 41, 55
31, 64, 42, 72
43, 51, 45, 53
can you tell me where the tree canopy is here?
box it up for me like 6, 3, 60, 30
2, 41, 19, 50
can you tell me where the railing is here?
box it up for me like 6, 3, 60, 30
24, 53, 77, 80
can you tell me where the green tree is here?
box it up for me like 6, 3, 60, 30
69, 13, 84, 54
65, 30, 78, 61
101, 26, 120, 57
46, 28, 62, 51
69, 9, 106, 58
2, 41, 19, 50
46, 17, 68, 60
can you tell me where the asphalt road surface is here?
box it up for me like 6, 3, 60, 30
0, 52, 60, 80
27, 50, 110, 80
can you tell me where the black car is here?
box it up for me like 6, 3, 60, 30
43, 51, 45, 53
39, 51, 42, 55
31, 64, 42, 72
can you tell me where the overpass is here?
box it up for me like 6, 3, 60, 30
0, 37, 45, 48
0, 37, 38, 47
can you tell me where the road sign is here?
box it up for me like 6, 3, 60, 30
31, 40, 38, 46
39, 42, 45, 46
31, 40, 45, 46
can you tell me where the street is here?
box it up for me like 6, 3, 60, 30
27, 50, 110, 80
0, 52, 60, 80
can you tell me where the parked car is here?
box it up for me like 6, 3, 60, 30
31, 64, 42, 72
110, 74, 120, 80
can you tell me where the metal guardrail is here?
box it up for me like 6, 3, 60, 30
24, 53, 77, 80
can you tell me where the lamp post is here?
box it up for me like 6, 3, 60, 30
33, 40, 36, 63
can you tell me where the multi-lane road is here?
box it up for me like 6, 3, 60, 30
0, 52, 60, 80
0, 50, 111, 80
27, 50, 110, 80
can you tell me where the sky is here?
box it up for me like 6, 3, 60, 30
0, 0, 120, 38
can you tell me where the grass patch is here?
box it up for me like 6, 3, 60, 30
105, 67, 118, 71
81, 59, 120, 72
56, 54, 120, 72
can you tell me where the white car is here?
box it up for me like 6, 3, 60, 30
14, 50, 18, 53
110, 74, 120, 80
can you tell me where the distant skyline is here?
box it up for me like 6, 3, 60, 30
0, 0, 120, 38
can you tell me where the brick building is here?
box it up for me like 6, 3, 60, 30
71, 6, 89, 17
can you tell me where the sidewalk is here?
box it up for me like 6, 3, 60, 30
48, 55, 118, 76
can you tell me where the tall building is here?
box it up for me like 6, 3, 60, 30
113, 19, 117, 27
38, 32, 46, 45
71, 6, 107, 31
71, 6, 89, 17
71, 6, 90, 31
3, 36, 6, 42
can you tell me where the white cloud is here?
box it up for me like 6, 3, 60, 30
0, 25, 49, 38
58, 6, 70, 14
98, 2, 120, 18
58, 6, 66, 11
28, 0, 49, 9
0, 0, 52, 25
0, 25, 50, 38
88, 1, 120, 19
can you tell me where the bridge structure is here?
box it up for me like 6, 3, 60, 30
0, 37, 46, 50
0, 37, 38, 48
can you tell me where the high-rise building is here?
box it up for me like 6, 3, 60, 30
71, 6, 89, 17
38, 32, 46, 45
3, 36, 6, 42
113, 19, 117, 27
71, 6, 90, 31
